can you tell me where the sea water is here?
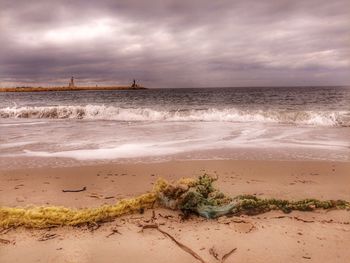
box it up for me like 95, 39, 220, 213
0, 86, 349, 168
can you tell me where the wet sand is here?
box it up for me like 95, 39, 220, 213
1, 160, 350, 262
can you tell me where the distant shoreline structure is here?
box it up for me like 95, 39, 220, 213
0, 78, 147, 92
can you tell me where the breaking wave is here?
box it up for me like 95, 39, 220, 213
0, 105, 349, 127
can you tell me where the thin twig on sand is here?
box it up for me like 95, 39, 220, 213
106, 227, 122, 238
270, 215, 315, 223
38, 233, 59, 241
221, 248, 237, 263
62, 186, 86, 193
151, 210, 156, 221
293, 216, 315, 223
141, 224, 207, 263
209, 247, 219, 260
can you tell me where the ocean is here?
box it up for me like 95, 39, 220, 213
1, 86, 349, 168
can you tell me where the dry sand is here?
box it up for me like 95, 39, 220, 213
1, 160, 350, 262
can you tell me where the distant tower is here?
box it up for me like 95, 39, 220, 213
131, 79, 137, 88
68, 76, 75, 88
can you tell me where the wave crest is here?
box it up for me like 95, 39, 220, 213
0, 105, 348, 127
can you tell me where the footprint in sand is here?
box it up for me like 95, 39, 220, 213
229, 221, 255, 233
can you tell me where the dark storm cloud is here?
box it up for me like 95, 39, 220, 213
0, 0, 349, 87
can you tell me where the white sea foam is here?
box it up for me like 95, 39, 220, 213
1, 121, 349, 162
0, 105, 349, 127
20, 143, 184, 160
0, 141, 36, 149
0, 121, 47, 127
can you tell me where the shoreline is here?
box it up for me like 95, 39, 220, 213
1, 144, 349, 171
1, 159, 349, 262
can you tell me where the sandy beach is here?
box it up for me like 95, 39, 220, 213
1, 160, 349, 262
2, 0, 350, 261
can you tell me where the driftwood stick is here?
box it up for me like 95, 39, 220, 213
37, 233, 59, 241
221, 248, 237, 263
62, 186, 86, 193
106, 227, 122, 238
209, 247, 219, 260
270, 216, 314, 223
157, 228, 207, 263
142, 224, 207, 263
293, 216, 315, 223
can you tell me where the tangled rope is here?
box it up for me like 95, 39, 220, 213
0, 175, 349, 228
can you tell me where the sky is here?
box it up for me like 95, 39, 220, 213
0, 0, 349, 88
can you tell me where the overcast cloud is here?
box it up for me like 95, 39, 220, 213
0, 0, 349, 88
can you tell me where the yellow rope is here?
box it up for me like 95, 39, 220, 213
0, 192, 157, 228
0, 178, 170, 228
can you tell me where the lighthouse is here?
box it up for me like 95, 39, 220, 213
68, 76, 75, 88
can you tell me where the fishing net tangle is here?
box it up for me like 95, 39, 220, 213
1, 175, 349, 228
